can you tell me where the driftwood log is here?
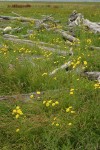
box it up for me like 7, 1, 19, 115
82, 72, 100, 82
0, 15, 38, 23
90, 46, 100, 51
49, 61, 72, 75
68, 10, 100, 33
3, 34, 73, 56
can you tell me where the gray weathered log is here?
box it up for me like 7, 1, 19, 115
82, 72, 100, 82
68, 11, 100, 33
0, 15, 39, 23
3, 35, 72, 56
55, 29, 78, 42
49, 61, 72, 75
90, 46, 100, 51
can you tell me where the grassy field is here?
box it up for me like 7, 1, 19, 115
0, 2, 100, 150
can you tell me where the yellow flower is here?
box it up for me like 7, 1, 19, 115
43, 100, 46, 104
84, 61, 87, 65
16, 106, 20, 110
16, 128, 20, 132
48, 100, 52, 103
73, 65, 76, 69
46, 102, 50, 107
70, 91, 74, 95
52, 103, 56, 107
37, 91, 40, 94
77, 56, 81, 60
55, 101, 59, 105
66, 108, 70, 112
68, 123, 72, 126
12, 109, 17, 114
76, 61, 80, 65
15, 114, 19, 119
87, 39, 92, 44
16, 109, 23, 115
55, 123, 59, 126
70, 88, 74, 91
30, 94, 34, 99
71, 111, 75, 114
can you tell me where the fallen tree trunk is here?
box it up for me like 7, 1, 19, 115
82, 72, 100, 82
4, 34, 72, 56
54, 29, 78, 43
0, 15, 38, 23
68, 11, 100, 33
90, 46, 100, 51
49, 61, 71, 75
83, 19, 100, 33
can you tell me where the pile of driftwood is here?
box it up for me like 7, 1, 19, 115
0, 11, 100, 83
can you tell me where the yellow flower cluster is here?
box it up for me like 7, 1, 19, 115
70, 88, 74, 95
70, 56, 88, 70
71, 57, 81, 69
12, 106, 23, 119
52, 117, 60, 127
66, 106, 75, 114
18, 47, 31, 54
87, 39, 92, 44
43, 100, 59, 107
94, 83, 100, 89
0, 44, 8, 55
30, 91, 41, 99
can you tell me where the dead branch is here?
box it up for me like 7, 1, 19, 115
49, 61, 71, 75
12, 11, 22, 17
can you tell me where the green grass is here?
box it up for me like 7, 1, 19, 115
0, 2, 100, 150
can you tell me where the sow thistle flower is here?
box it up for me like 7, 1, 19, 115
94, 83, 100, 89
83, 61, 87, 65
16, 128, 20, 132
36, 91, 40, 95
70, 88, 74, 95
86, 39, 92, 44
12, 106, 23, 119
43, 100, 59, 107
30, 94, 34, 99
66, 106, 75, 114
68, 123, 72, 126
55, 123, 59, 127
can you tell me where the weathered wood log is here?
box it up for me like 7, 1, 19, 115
0, 92, 43, 101
3, 35, 72, 56
68, 11, 100, 33
49, 61, 71, 75
90, 46, 100, 51
82, 72, 100, 82
83, 19, 100, 33
0, 15, 39, 23
55, 29, 78, 42
0, 88, 68, 101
